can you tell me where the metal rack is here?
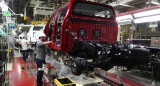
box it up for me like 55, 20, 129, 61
43, 72, 56, 86
120, 24, 132, 43
0, 35, 8, 86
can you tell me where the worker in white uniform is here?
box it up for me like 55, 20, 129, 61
36, 32, 52, 86
20, 37, 30, 62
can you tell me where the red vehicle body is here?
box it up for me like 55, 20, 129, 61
45, 0, 150, 76
45, 0, 118, 53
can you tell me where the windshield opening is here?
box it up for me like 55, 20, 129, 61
33, 26, 43, 31
72, 2, 115, 19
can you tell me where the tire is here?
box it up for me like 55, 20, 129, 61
71, 61, 82, 76
101, 63, 113, 71
156, 52, 160, 59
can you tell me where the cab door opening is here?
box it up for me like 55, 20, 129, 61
55, 6, 68, 46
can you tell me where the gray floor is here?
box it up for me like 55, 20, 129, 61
45, 56, 103, 86
46, 55, 160, 86
108, 68, 160, 86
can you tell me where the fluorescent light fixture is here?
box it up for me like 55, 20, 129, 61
133, 8, 160, 18
118, 19, 132, 22
0, 1, 8, 12
116, 14, 133, 25
118, 20, 132, 25
20, 14, 24, 17
116, 14, 133, 21
134, 15, 160, 23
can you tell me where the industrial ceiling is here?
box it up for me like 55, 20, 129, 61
1, 0, 160, 23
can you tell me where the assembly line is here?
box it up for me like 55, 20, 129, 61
0, 0, 160, 86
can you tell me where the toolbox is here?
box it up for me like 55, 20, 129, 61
54, 77, 76, 86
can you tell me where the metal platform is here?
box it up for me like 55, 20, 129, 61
108, 69, 160, 86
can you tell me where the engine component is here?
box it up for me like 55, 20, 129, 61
66, 29, 150, 75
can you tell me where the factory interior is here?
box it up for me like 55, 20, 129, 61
0, 0, 160, 86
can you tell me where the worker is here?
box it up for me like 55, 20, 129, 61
20, 36, 30, 62
36, 32, 52, 86
19, 37, 23, 49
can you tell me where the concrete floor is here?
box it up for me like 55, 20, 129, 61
107, 68, 160, 86
45, 55, 152, 86
45, 56, 103, 86
46, 54, 160, 86
6, 49, 21, 71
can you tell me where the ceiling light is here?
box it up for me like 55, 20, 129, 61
133, 8, 160, 18
116, 14, 133, 21
20, 14, 24, 17
134, 15, 160, 23
117, 20, 132, 25
0, 1, 8, 12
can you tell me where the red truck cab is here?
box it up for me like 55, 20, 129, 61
45, 0, 118, 53
44, 0, 150, 76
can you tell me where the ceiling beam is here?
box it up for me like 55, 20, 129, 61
101, 0, 134, 7
150, 0, 160, 5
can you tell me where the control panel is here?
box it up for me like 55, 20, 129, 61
151, 37, 160, 47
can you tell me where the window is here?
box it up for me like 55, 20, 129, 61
55, 6, 68, 46
73, 2, 115, 19
33, 32, 35, 37
50, 13, 57, 24
33, 26, 43, 31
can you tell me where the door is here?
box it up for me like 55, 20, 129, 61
55, 6, 68, 46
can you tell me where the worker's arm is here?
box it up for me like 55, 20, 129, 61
43, 41, 52, 45
26, 40, 33, 45
28, 42, 33, 45
37, 41, 52, 47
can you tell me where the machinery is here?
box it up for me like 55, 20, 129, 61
151, 37, 160, 47
44, 0, 151, 76
125, 38, 160, 80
